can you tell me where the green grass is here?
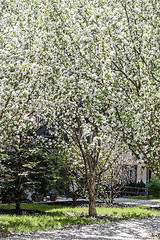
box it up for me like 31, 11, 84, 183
0, 203, 160, 237
122, 196, 160, 201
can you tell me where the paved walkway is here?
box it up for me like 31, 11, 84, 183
114, 198, 160, 208
44, 197, 160, 208
3, 217, 160, 240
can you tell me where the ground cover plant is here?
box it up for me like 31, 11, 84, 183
0, 203, 160, 237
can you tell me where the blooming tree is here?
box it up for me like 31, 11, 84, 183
47, 75, 127, 216
52, 0, 160, 170
0, 0, 54, 148
0, 0, 58, 213
103, 0, 160, 175
44, 0, 160, 215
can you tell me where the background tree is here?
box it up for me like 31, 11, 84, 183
103, 0, 160, 175
56, 148, 87, 205
0, 140, 55, 212
99, 156, 135, 203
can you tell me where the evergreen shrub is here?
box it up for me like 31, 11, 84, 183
148, 178, 160, 198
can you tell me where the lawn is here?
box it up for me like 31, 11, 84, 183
0, 203, 160, 237
122, 196, 160, 201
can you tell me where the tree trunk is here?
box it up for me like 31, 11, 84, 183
71, 194, 77, 205
16, 201, 21, 213
88, 173, 97, 217
89, 192, 97, 217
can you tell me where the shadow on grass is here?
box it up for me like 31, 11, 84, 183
0, 208, 65, 217
0, 213, 95, 238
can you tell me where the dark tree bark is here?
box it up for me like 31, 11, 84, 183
88, 172, 97, 217
16, 201, 21, 213
73, 121, 101, 217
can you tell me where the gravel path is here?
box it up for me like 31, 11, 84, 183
2, 217, 160, 240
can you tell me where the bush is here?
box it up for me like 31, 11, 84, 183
126, 180, 146, 188
137, 180, 146, 188
148, 178, 160, 198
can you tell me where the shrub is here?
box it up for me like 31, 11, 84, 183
148, 178, 160, 198
126, 180, 146, 188
137, 180, 146, 188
